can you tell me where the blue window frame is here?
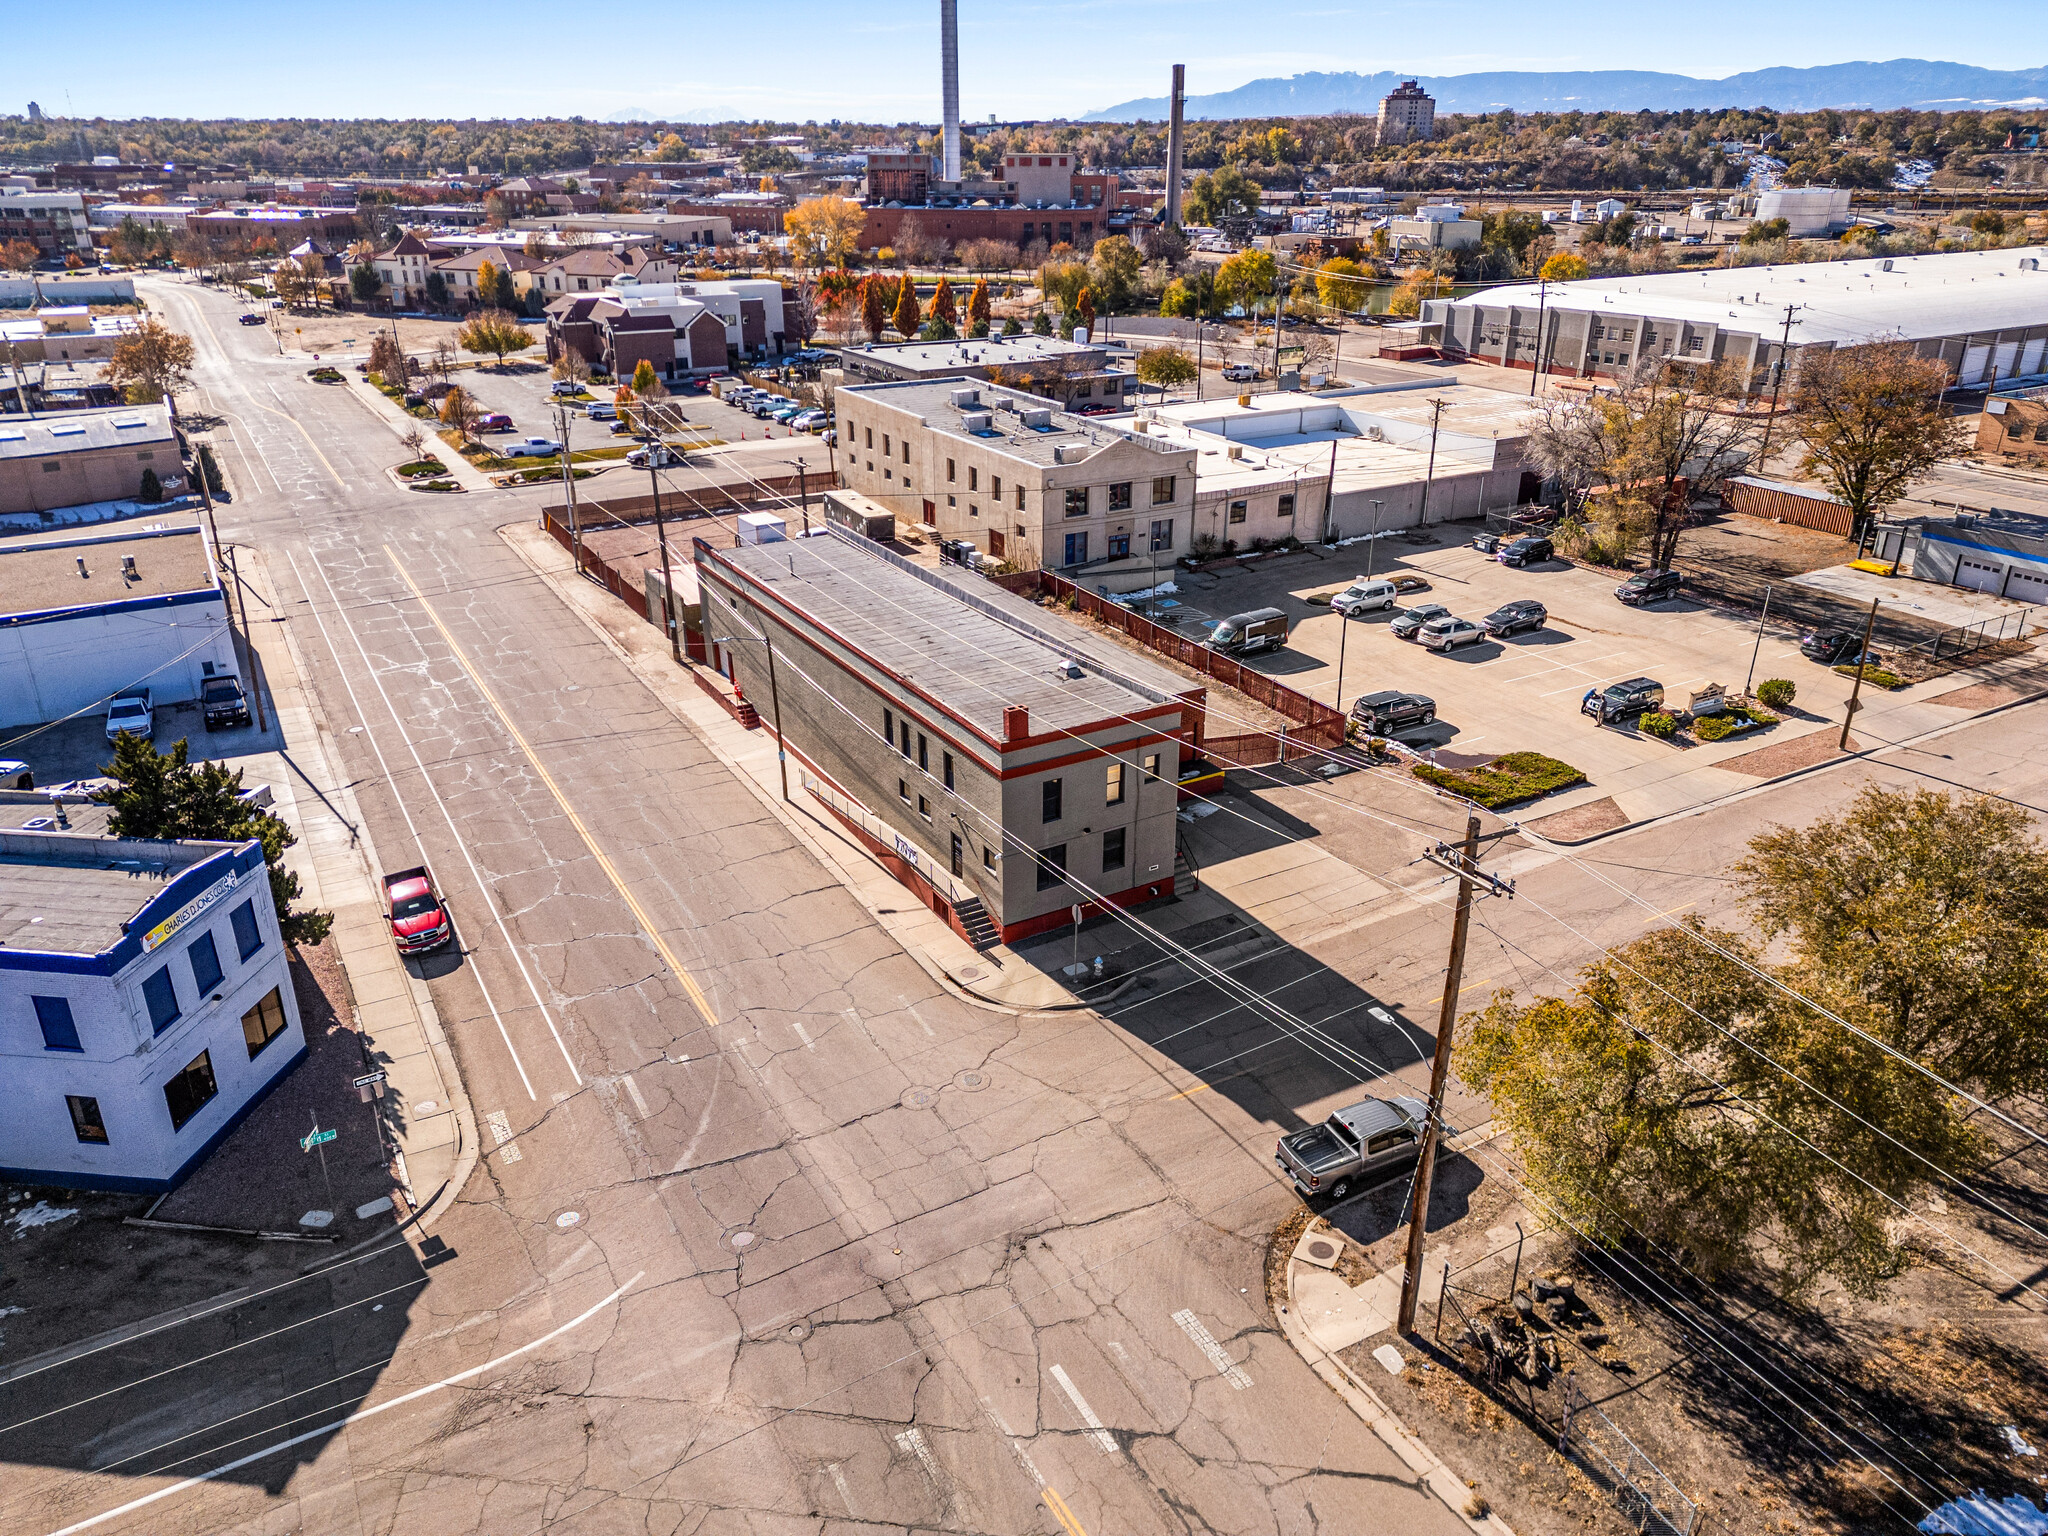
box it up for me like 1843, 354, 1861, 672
1064, 532, 1088, 567
141, 965, 181, 1035
230, 899, 262, 961
34, 996, 81, 1052
188, 931, 223, 997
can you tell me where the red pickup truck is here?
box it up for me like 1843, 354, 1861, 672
382, 866, 452, 954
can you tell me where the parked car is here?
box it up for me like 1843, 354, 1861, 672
0, 760, 31, 790
1388, 602, 1451, 640
626, 443, 681, 468
1220, 363, 1259, 382
237, 312, 265, 326
769, 403, 806, 422
1470, 531, 1503, 555
1680, 234, 1705, 246
1582, 676, 1666, 723
504, 437, 564, 458
200, 675, 250, 730
1275, 1095, 1428, 1201
1420, 615, 1485, 652
1071, 402, 1115, 416
1799, 629, 1876, 665
1481, 599, 1547, 637
382, 866, 453, 955
550, 379, 583, 396
1350, 690, 1436, 734
1499, 535, 1555, 567
105, 689, 153, 743
476, 412, 514, 433
585, 401, 617, 420
791, 410, 829, 432
1201, 607, 1289, 655
1615, 568, 1684, 605
1330, 578, 1400, 615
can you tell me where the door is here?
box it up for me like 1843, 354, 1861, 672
2021, 338, 2046, 379
989, 530, 1005, 557
1993, 341, 2021, 383
2006, 565, 2048, 604
1955, 555, 2005, 594
1960, 344, 1992, 385
1064, 532, 1088, 567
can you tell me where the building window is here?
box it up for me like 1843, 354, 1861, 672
943, 752, 955, 791
903, 441, 910, 464
992, 475, 1002, 499
1102, 827, 1127, 873
968, 466, 978, 490
1064, 487, 1089, 518
42, 461, 61, 473
1150, 519, 1173, 552
983, 845, 998, 871
865, 427, 873, 448
163, 1049, 219, 1131
67, 1095, 108, 1145
1064, 531, 1088, 566
1108, 482, 1132, 511
1277, 494, 1295, 519
883, 707, 893, 747
231, 899, 262, 960
969, 504, 979, 518
900, 720, 912, 756
882, 434, 891, 455
947, 458, 956, 482
242, 987, 288, 1059
950, 833, 965, 878
142, 965, 180, 1035
188, 931, 224, 997
917, 794, 932, 821
917, 733, 928, 771
1143, 751, 1161, 782
1152, 476, 1176, 505
899, 778, 911, 804
34, 996, 81, 1052
1228, 500, 1248, 524
1035, 843, 1069, 892
1108, 532, 1130, 559
1016, 485, 1026, 511
1105, 761, 1125, 805
1042, 778, 1063, 824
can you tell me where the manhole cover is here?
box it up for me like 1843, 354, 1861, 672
900, 1085, 938, 1110
956, 964, 985, 981
785, 1320, 813, 1342
727, 1229, 759, 1252
553, 1209, 583, 1230
1307, 1240, 1337, 1260
954, 1069, 989, 1092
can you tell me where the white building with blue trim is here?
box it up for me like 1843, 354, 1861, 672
0, 829, 305, 1192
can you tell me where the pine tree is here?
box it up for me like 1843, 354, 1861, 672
138, 467, 163, 502
892, 279, 921, 340
967, 278, 992, 335
861, 277, 889, 341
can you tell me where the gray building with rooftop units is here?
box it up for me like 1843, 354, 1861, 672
693, 526, 1203, 946
0, 828, 304, 1192
831, 334, 1134, 411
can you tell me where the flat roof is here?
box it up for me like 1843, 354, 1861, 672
708, 531, 1195, 744
843, 378, 1188, 469
0, 833, 229, 957
0, 402, 175, 462
840, 334, 1103, 375
0, 514, 217, 621
1452, 248, 2048, 346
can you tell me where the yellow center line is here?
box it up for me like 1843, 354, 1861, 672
384, 546, 720, 1031
1043, 1488, 1089, 1536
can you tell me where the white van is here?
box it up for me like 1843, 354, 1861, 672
1331, 578, 1399, 615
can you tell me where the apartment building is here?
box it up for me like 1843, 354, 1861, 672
1377, 80, 1436, 146
0, 189, 93, 257
834, 379, 1195, 582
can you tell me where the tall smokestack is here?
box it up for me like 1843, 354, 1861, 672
1165, 64, 1186, 228
940, 0, 962, 182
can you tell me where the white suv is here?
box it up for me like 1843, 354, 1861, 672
106, 690, 154, 742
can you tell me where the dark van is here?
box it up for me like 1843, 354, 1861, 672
1201, 607, 1289, 655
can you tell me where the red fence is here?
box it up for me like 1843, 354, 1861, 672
990, 569, 1346, 765
540, 511, 652, 619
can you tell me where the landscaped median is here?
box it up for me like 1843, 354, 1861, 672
1411, 751, 1587, 809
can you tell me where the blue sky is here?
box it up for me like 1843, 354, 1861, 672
9, 0, 2048, 121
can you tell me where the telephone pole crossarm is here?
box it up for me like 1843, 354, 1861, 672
1419, 844, 1516, 900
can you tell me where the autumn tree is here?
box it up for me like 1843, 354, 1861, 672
457, 308, 534, 366
439, 383, 481, 441
271, 257, 311, 308
551, 347, 592, 385
1087, 235, 1142, 310
1036, 258, 1088, 316
891, 278, 921, 339
860, 276, 891, 341
106, 316, 196, 404
929, 278, 957, 327
1183, 166, 1259, 225
784, 194, 866, 270
1788, 339, 1968, 540
966, 278, 992, 336
475, 258, 515, 309
365, 332, 406, 381
1135, 345, 1198, 392
1539, 251, 1591, 282
1214, 250, 1277, 316
1315, 257, 1370, 314
3, 238, 44, 271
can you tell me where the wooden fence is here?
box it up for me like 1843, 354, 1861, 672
989, 569, 1346, 765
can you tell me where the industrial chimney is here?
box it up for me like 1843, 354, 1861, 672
1165, 64, 1186, 228
940, 0, 962, 182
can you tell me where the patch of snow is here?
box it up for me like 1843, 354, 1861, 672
1918, 1491, 2048, 1535
0, 1306, 25, 1317
2002, 1426, 2039, 1458
7, 1201, 78, 1235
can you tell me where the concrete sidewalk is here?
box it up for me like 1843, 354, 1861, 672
238, 546, 478, 1225
497, 519, 1076, 1014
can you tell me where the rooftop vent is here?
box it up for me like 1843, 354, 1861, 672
76, 556, 88, 578
121, 555, 137, 578
1227, 444, 1245, 460
1050, 658, 1084, 680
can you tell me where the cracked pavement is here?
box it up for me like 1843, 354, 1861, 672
0, 279, 1471, 1536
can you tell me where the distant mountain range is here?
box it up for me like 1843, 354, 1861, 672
1084, 60, 2048, 121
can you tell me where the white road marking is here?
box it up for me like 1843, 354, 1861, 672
791, 1019, 816, 1051
1172, 1308, 1253, 1390
1107, 1341, 1131, 1362
42, 1273, 642, 1536
828, 1462, 854, 1510
621, 1073, 651, 1118
485, 1109, 522, 1163
894, 1425, 947, 1489
908, 1004, 936, 1038
1048, 1364, 1119, 1455
981, 1398, 1046, 1486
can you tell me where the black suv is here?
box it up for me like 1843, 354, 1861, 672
200, 675, 250, 730
1615, 569, 1684, 605
1350, 690, 1437, 734
1581, 676, 1666, 723
1388, 602, 1452, 640
1499, 535, 1554, 567
1481, 600, 1547, 636
1799, 629, 1874, 665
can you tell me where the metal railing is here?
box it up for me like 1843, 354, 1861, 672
1557, 1373, 1701, 1536
1893, 602, 2044, 664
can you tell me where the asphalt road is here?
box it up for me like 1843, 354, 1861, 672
9, 277, 2042, 1536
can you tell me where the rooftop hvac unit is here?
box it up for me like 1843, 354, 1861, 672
1365, 425, 1384, 441
1054, 443, 1087, 464
950, 386, 980, 407
961, 411, 993, 431
1022, 408, 1053, 428
1227, 444, 1245, 460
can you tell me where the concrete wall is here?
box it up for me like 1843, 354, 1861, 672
0, 276, 136, 308
0, 593, 235, 728
0, 438, 183, 515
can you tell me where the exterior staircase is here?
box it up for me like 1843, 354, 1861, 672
1174, 833, 1200, 894
953, 896, 1000, 951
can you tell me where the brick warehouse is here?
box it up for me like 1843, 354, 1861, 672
693, 527, 1201, 947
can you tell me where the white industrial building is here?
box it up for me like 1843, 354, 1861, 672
0, 827, 304, 1192
1756, 186, 1854, 238
1428, 248, 2048, 392
0, 514, 237, 729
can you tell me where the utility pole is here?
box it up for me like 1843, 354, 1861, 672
1838, 596, 1880, 752
1756, 303, 1805, 465
1744, 584, 1773, 696
1417, 397, 1452, 527
554, 403, 583, 572
763, 633, 789, 802
1321, 435, 1339, 544
1363, 499, 1385, 581
795, 455, 811, 535
224, 543, 268, 733
649, 461, 681, 664
1527, 280, 1549, 397
1399, 815, 1511, 1335
1270, 283, 1283, 385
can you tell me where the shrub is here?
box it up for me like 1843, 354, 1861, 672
1755, 677, 1796, 710
1834, 663, 1906, 689
137, 467, 163, 503
1691, 714, 1743, 741
1410, 751, 1587, 808
1640, 711, 1677, 738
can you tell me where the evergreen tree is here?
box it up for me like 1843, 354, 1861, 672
891, 279, 921, 339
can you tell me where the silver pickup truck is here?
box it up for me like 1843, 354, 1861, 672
1275, 1095, 1428, 1201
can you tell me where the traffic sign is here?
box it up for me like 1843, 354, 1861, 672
353, 1071, 386, 1088
301, 1127, 338, 1151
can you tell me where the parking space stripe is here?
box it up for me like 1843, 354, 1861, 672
1171, 1308, 1253, 1389
1048, 1364, 1118, 1455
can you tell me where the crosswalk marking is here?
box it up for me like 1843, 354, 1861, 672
1048, 1364, 1118, 1455
1172, 1308, 1252, 1389
485, 1109, 521, 1164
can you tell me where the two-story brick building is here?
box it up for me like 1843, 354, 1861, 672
833, 379, 1195, 583
694, 527, 1201, 946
